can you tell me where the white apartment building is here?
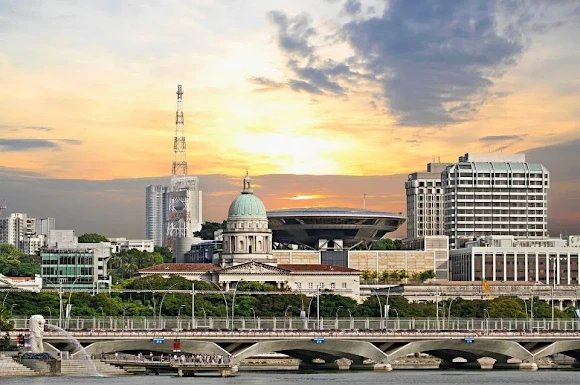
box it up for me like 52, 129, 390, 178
405, 163, 450, 239
0, 213, 27, 249
450, 235, 580, 285
442, 153, 549, 249
145, 185, 168, 246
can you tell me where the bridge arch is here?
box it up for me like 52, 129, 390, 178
76, 340, 229, 359
532, 341, 580, 361
384, 339, 533, 363
233, 339, 389, 364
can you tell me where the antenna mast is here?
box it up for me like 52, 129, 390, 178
172, 84, 187, 179
166, 85, 201, 247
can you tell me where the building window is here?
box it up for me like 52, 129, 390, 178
330, 283, 336, 289
341, 282, 347, 289
308, 282, 313, 289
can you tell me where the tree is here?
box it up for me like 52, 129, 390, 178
154, 246, 173, 263
370, 239, 403, 250
109, 249, 164, 282
0, 244, 40, 276
78, 233, 109, 243
194, 222, 226, 240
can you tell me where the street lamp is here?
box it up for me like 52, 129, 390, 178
177, 305, 186, 330
370, 288, 383, 330
284, 305, 292, 329
200, 279, 229, 328
249, 307, 256, 329
392, 308, 400, 330
447, 298, 456, 329
10, 304, 17, 318
198, 307, 207, 326
98, 307, 104, 317
231, 279, 244, 330
157, 282, 182, 319
549, 256, 566, 329
335, 306, 342, 328
483, 308, 490, 335
46, 306, 52, 318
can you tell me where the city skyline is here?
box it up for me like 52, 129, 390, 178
0, 1, 579, 237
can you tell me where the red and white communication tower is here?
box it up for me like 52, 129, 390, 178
165, 85, 202, 247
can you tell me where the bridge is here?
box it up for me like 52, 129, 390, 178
11, 317, 580, 372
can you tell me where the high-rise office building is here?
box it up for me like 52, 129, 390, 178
405, 163, 450, 239
442, 153, 549, 249
145, 185, 168, 246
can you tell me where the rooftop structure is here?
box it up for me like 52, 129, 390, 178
267, 207, 405, 249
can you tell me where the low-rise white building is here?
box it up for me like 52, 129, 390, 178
450, 235, 580, 285
0, 274, 42, 292
108, 238, 155, 253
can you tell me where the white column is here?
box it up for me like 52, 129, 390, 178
471, 252, 475, 281
503, 253, 507, 282
545, 254, 550, 284
492, 252, 496, 281
524, 252, 529, 282
535, 253, 539, 283
567, 253, 571, 285
514, 253, 518, 282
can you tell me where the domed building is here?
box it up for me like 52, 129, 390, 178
139, 173, 361, 298
221, 173, 275, 267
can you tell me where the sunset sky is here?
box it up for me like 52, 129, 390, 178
0, 1, 579, 236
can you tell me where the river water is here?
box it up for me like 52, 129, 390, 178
1, 370, 578, 385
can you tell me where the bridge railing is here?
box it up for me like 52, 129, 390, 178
10, 316, 580, 332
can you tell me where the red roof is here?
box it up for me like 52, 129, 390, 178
139, 263, 218, 273
278, 264, 360, 273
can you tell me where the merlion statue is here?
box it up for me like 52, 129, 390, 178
29, 314, 46, 353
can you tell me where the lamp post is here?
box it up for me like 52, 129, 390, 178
447, 298, 456, 330
177, 305, 186, 330
370, 288, 384, 330
157, 283, 182, 319
523, 299, 529, 331
191, 282, 195, 330
249, 307, 256, 329
46, 306, 52, 319
316, 285, 321, 330
65, 277, 80, 329
98, 307, 104, 317
549, 256, 566, 329
231, 279, 244, 330
9, 304, 17, 318
201, 280, 229, 328
198, 307, 207, 326
435, 287, 440, 331
335, 306, 342, 329
483, 308, 490, 335
284, 305, 292, 329
392, 308, 400, 330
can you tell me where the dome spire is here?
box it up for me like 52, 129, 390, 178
242, 170, 253, 194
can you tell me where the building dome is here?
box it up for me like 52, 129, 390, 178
227, 173, 267, 219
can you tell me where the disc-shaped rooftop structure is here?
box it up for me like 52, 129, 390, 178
267, 207, 406, 249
